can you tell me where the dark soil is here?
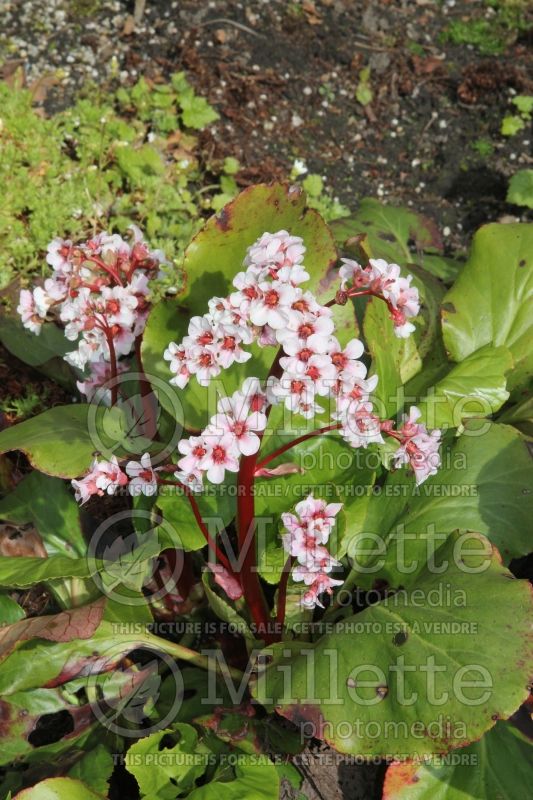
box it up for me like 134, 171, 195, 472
1, 0, 532, 253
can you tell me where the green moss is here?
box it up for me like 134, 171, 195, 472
441, 0, 531, 55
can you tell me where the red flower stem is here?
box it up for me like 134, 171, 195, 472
156, 478, 236, 576
87, 255, 124, 286
103, 329, 119, 406
255, 423, 341, 472
235, 347, 285, 643
135, 335, 157, 440
276, 555, 295, 629
185, 491, 236, 576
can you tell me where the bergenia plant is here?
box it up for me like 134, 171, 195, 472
0, 183, 531, 800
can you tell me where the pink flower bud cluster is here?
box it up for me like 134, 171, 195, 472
71, 452, 159, 505
18, 227, 167, 400
391, 406, 442, 485
175, 378, 268, 489
339, 257, 420, 338
281, 495, 344, 609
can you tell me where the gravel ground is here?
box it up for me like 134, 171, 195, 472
1, 0, 532, 253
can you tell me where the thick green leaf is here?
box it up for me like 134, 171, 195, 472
0, 555, 91, 588
0, 405, 125, 479
156, 486, 235, 552
143, 183, 356, 429
125, 724, 206, 799
507, 169, 533, 209
67, 745, 114, 797
0, 471, 85, 556
0, 594, 25, 624
0, 316, 71, 367
187, 757, 280, 800
363, 265, 446, 417
442, 223, 533, 393
182, 183, 337, 313
331, 199, 461, 283
253, 532, 533, 758
14, 777, 104, 799
417, 344, 513, 429
382, 722, 533, 800
344, 422, 533, 585
332, 199, 443, 264
498, 392, 533, 440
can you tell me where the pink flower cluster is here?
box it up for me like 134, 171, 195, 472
176, 378, 268, 488
71, 452, 159, 505
164, 230, 440, 483
339, 257, 420, 338
18, 227, 166, 400
391, 406, 442, 485
164, 230, 309, 388
281, 495, 344, 609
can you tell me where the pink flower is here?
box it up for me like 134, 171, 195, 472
17, 290, 46, 334
126, 452, 158, 496
248, 281, 298, 329
71, 457, 128, 505
328, 338, 366, 381
245, 230, 306, 275
339, 401, 384, 449
300, 574, 344, 609
46, 237, 73, 274
199, 433, 240, 484
339, 258, 420, 339
186, 344, 221, 386
211, 387, 267, 457
174, 469, 204, 493
281, 493, 344, 609
393, 406, 441, 485
208, 563, 243, 600
177, 436, 209, 474
295, 496, 343, 537
77, 359, 128, 404
164, 342, 191, 389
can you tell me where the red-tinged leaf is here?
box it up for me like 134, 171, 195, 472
0, 599, 106, 664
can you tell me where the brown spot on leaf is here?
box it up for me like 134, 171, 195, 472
382, 763, 420, 799
441, 302, 456, 314
216, 207, 231, 231
279, 703, 326, 739
519, 259, 526, 268
393, 630, 408, 646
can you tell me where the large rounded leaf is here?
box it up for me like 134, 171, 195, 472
442, 223, 533, 393
382, 721, 533, 799
331, 198, 461, 283
252, 532, 533, 759
343, 421, 533, 585
0, 405, 124, 478
182, 182, 338, 311
14, 777, 104, 799
363, 264, 446, 417
0, 470, 85, 556
417, 344, 513, 429
142, 183, 358, 429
